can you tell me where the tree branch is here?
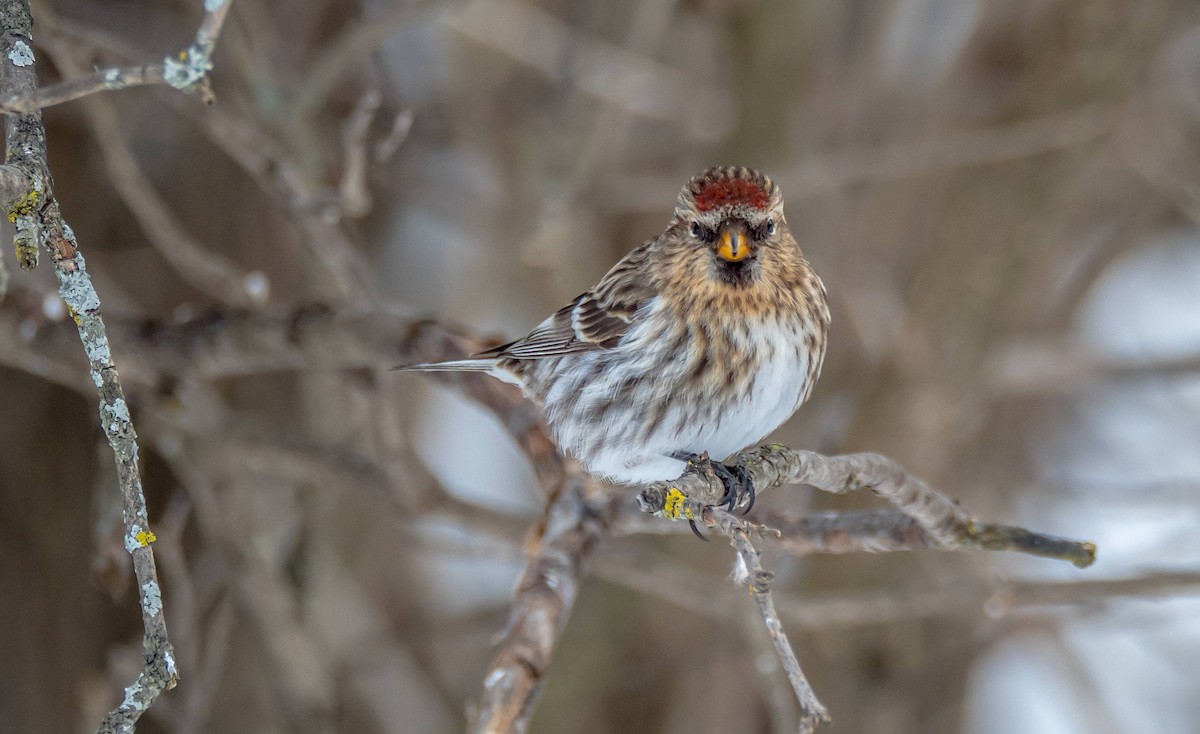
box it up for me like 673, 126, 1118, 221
0, 0, 230, 114
637, 445, 1097, 568
0, 2, 192, 730
468, 477, 614, 734
633, 447, 1097, 731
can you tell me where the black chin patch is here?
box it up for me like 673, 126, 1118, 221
715, 258, 756, 288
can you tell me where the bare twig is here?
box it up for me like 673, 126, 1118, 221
597, 550, 1200, 630
0, 2, 178, 730
711, 508, 830, 732
337, 89, 381, 219
0, 62, 163, 112
373, 108, 413, 163
631, 445, 1098, 732
756, 508, 1099, 567
609, 105, 1114, 211
0, 0, 231, 114
169, 455, 336, 730
40, 41, 265, 306
289, 1, 435, 123
637, 445, 1097, 568
446, 0, 731, 139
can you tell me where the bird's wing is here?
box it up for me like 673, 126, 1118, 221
475, 241, 657, 360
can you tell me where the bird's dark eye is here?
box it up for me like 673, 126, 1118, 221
689, 221, 702, 238
765, 218, 776, 236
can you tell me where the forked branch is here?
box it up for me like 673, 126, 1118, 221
0, 0, 230, 115
636, 444, 1097, 729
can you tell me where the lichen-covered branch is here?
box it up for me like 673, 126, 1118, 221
637, 445, 1097, 568
0, 1, 179, 731
0, 0, 230, 115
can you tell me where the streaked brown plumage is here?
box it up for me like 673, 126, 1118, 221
399, 166, 829, 491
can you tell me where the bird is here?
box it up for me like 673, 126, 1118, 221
396, 166, 829, 531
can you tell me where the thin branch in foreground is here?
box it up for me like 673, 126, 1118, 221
0, 0, 230, 115
0, 2, 191, 730
637, 444, 1097, 568
712, 508, 830, 732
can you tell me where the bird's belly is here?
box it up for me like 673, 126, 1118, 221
670, 330, 810, 461
542, 319, 813, 483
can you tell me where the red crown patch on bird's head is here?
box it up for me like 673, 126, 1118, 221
678, 166, 778, 219
693, 178, 770, 212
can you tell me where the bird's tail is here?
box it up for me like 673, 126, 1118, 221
390, 358, 497, 373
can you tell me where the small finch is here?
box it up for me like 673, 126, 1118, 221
398, 166, 829, 519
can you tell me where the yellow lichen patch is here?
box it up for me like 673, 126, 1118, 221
135, 529, 157, 547
15, 241, 37, 271
662, 487, 693, 520
7, 188, 39, 223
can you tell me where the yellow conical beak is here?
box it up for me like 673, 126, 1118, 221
717, 226, 750, 262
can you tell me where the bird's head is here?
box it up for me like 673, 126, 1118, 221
665, 166, 800, 292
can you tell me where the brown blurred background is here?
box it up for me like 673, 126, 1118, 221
3, 0, 1200, 732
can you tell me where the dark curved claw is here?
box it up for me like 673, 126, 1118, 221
710, 460, 757, 515
733, 464, 755, 515
688, 518, 709, 541
709, 461, 738, 511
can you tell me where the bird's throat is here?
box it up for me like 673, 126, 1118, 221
715, 258, 756, 288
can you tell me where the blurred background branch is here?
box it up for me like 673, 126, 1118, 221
3, 1, 1200, 734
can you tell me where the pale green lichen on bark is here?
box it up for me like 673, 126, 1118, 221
7, 179, 42, 270
162, 45, 213, 91
99, 397, 137, 459
141, 581, 163, 617
13, 213, 36, 269
55, 251, 100, 307
6, 38, 31, 66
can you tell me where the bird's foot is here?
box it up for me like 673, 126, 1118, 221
672, 453, 757, 542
